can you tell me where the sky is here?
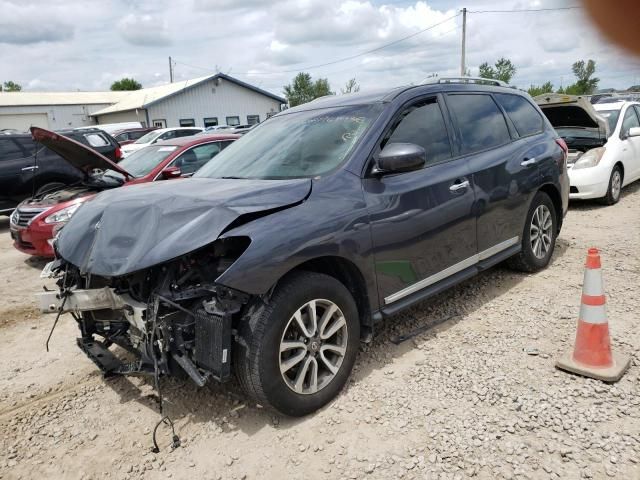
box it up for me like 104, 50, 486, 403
1, 0, 640, 96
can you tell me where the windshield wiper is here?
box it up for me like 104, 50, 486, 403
219, 176, 245, 179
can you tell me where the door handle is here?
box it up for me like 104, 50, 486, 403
449, 180, 470, 193
21, 166, 39, 171
521, 158, 536, 167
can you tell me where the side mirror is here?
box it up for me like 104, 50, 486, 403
375, 143, 426, 174
628, 126, 640, 138
161, 166, 182, 179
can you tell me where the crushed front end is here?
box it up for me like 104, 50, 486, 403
37, 238, 250, 386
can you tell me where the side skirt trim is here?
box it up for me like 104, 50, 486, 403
383, 236, 519, 305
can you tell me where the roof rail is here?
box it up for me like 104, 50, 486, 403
422, 76, 509, 87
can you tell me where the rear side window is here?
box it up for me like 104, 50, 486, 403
177, 129, 197, 138
386, 99, 452, 165
129, 130, 147, 141
447, 94, 511, 154
0, 138, 26, 160
83, 133, 110, 147
494, 94, 543, 137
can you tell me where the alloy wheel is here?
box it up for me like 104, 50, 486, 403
279, 299, 348, 395
530, 204, 553, 259
611, 170, 622, 201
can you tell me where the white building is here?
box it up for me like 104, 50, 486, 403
0, 74, 286, 132
0, 91, 127, 131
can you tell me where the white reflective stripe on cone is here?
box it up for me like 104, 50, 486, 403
582, 268, 604, 296
579, 303, 608, 324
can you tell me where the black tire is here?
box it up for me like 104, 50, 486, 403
36, 182, 65, 196
507, 191, 557, 272
601, 165, 623, 205
234, 271, 360, 417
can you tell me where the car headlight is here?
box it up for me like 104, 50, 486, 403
44, 203, 81, 224
572, 147, 605, 170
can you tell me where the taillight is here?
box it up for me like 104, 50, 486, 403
555, 138, 568, 170
115, 147, 122, 161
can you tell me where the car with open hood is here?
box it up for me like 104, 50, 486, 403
39, 80, 568, 417
11, 128, 237, 257
0, 128, 121, 215
535, 94, 640, 204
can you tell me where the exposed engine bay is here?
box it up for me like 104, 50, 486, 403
38, 238, 251, 386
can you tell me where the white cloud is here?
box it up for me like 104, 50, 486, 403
0, 1, 73, 44
117, 13, 171, 46
1, 0, 639, 94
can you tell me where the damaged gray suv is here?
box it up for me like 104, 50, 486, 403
39, 79, 569, 416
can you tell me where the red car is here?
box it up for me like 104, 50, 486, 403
10, 127, 238, 257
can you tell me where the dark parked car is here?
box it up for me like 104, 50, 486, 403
111, 127, 158, 146
0, 128, 121, 214
39, 79, 569, 416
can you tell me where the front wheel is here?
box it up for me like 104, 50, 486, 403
601, 165, 622, 205
507, 191, 557, 272
235, 271, 360, 416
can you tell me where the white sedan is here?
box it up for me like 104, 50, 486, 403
535, 94, 640, 205
120, 127, 203, 157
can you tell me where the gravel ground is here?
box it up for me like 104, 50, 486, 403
1, 183, 639, 480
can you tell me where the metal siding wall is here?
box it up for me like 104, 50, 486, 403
95, 110, 148, 125
0, 104, 113, 129
146, 79, 282, 127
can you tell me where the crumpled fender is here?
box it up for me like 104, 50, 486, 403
56, 177, 311, 277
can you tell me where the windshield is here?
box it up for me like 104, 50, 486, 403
596, 110, 620, 135
195, 104, 382, 179
110, 145, 177, 178
134, 130, 163, 144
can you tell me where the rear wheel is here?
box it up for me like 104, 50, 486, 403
235, 271, 360, 416
507, 191, 557, 272
601, 165, 622, 205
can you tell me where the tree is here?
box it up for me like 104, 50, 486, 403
110, 78, 142, 91
1, 81, 22, 92
341, 78, 360, 94
283, 73, 334, 107
527, 81, 554, 97
628, 85, 640, 92
564, 59, 599, 95
479, 57, 517, 84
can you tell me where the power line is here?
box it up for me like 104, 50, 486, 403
468, 6, 582, 14
175, 12, 460, 77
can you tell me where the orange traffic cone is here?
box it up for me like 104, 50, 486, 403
556, 248, 630, 382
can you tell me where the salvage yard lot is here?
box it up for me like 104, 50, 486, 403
1, 185, 639, 480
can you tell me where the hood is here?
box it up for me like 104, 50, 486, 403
30, 127, 132, 180
56, 177, 312, 277
20, 186, 94, 207
534, 94, 609, 137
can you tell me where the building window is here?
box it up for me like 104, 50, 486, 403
204, 117, 218, 128
226, 116, 240, 126
247, 115, 260, 125
153, 119, 167, 128
180, 119, 195, 127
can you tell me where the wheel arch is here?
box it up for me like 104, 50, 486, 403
279, 256, 373, 338
538, 183, 563, 233
613, 161, 625, 183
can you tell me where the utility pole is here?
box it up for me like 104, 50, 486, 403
460, 8, 467, 76
169, 56, 174, 83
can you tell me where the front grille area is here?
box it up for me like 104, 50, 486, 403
570, 186, 579, 194
11, 207, 47, 228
